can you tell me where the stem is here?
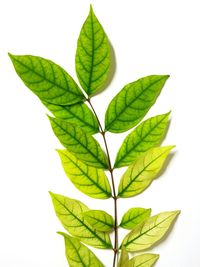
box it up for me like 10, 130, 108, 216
87, 99, 118, 267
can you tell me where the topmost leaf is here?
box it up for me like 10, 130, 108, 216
9, 54, 85, 105
76, 5, 111, 96
105, 75, 169, 133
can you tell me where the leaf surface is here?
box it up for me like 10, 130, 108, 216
50, 192, 112, 249
129, 254, 159, 267
43, 101, 99, 134
120, 208, 151, 230
49, 117, 108, 169
117, 248, 129, 267
59, 232, 104, 267
9, 54, 85, 105
83, 210, 114, 232
118, 146, 174, 198
114, 112, 170, 168
121, 210, 180, 252
105, 75, 169, 133
76, 5, 110, 96
58, 150, 111, 199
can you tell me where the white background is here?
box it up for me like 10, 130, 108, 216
0, 0, 199, 266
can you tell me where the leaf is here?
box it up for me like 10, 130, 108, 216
83, 210, 114, 232
58, 232, 104, 267
117, 248, 129, 267
129, 254, 159, 267
49, 117, 109, 169
42, 101, 99, 134
9, 54, 85, 105
50, 192, 112, 249
76, 5, 110, 96
114, 112, 170, 168
58, 150, 112, 199
105, 75, 169, 133
121, 210, 180, 252
120, 208, 151, 230
118, 146, 174, 198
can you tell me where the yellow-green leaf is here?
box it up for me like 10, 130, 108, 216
49, 117, 109, 169
121, 211, 180, 252
120, 208, 151, 230
129, 254, 159, 267
105, 75, 169, 133
114, 112, 170, 168
58, 150, 111, 199
118, 146, 174, 198
58, 232, 104, 267
9, 54, 85, 105
117, 248, 129, 267
50, 192, 112, 249
43, 101, 99, 135
76, 5, 110, 96
83, 210, 114, 232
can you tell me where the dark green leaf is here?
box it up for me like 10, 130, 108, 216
105, 75, 169, 133
49, 117, 109, 169
50, 192, 112, 249
76, 5, 110, 96
58, 150, 111, 199
114, 112, 170, 168
9, 54, 85, 105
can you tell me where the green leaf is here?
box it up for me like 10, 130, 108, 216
49, 117, 109, 169
76, 5, 110, 96
9, 54, 85, 105
118, 146, 174, 198
114, 112, 170, 168
58, 150, 112, 199
105, 75, 169, 133
58, 232, 104, 267
83, 210, 114, 232
120, 208, 151, 230
129, 254, 159, 267
121, 210, 180, 252
117, 248, 129, 267
42, 101, 99, 134
50, 192, 112, 249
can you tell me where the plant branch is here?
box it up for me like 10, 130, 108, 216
87, 98, 118, 267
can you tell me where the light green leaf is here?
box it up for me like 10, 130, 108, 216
105, 75, 169, 133
76, 5, 110, 96
58, 150, 111, 199
117, 248, 129, 267
58, 232, 104, 267
83, 210, 114, 232
118, 146, 174, 198
114, 112, 170, 168
129, 254, 159, 267
49, 117, 109, 169
9, 54, 85, 105
120, 208, 151, 230
50, 192, 112, 249
42, 101, 99, 134
121, 210, 180, 252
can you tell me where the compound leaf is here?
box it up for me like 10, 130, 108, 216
121, 211, 180, 252
117, 248, 129, 267
105, 75, 169, 133
129, 254, 159, 267
58, 150, 111, 199
114, 112, 170, 168
9, 54, 85, 105
43, 101, 99, 134
76, 5, 110, 96
83, 210, 114, 232
50, 192, 112, 249
118, 146, 174, 198
49, 117, 109, 169
58, 232, 104, 267
120, 208, 151, 230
